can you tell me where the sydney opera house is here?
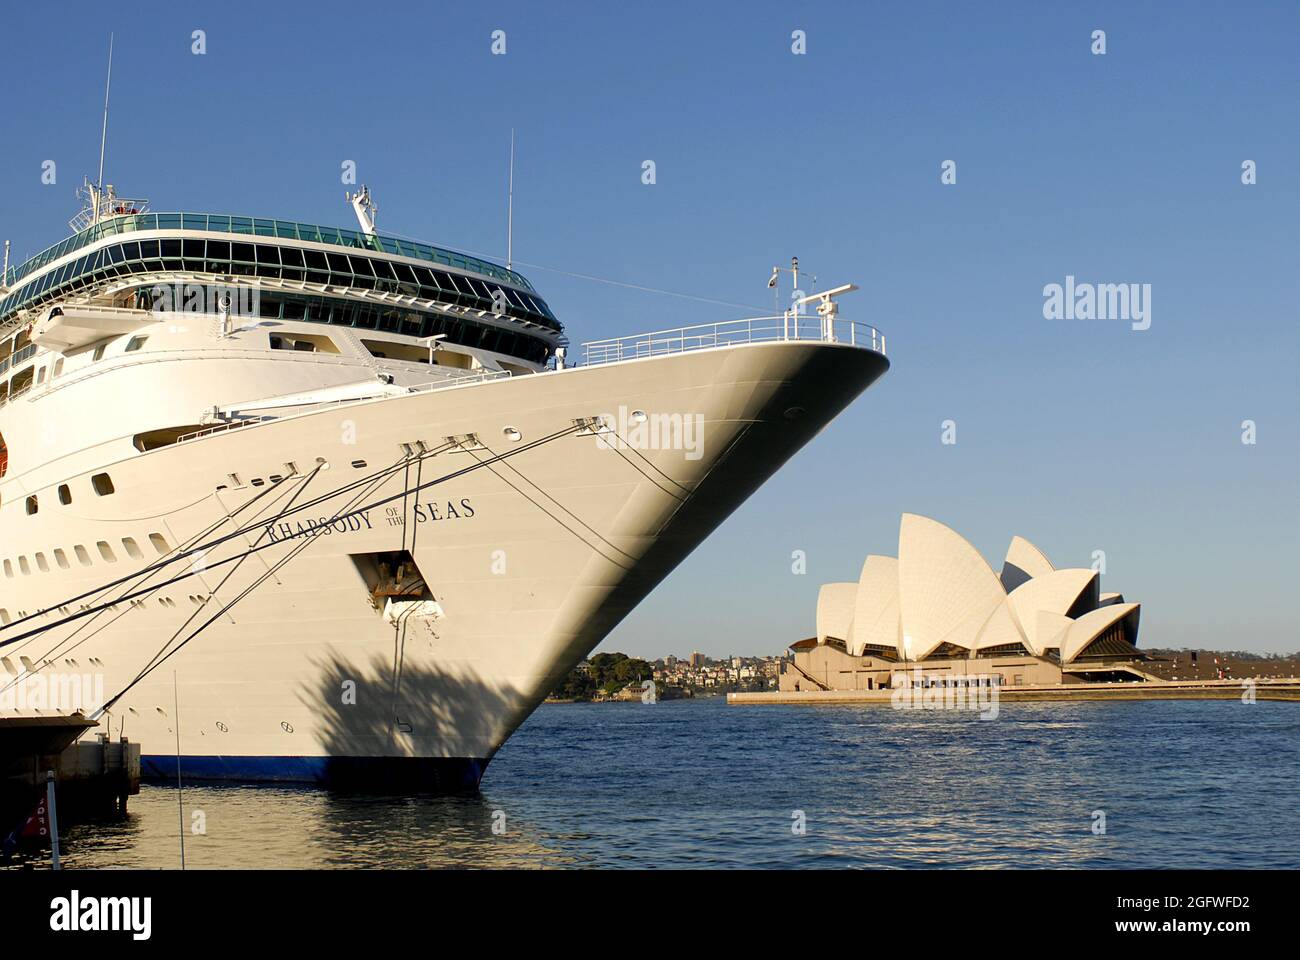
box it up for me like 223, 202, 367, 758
781, 514, 1145, 692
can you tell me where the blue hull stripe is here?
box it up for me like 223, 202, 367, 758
141, 754, 489, 791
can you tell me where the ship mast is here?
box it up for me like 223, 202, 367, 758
97, 33, 113, 197
507, 129, 515, 270
68, 36, 148, 234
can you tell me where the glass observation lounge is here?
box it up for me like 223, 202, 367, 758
0, 213, 559, 336
132, 283, 553, 365
3, 212, 535, 290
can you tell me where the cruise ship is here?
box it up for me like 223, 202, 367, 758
0, 183, 889, 789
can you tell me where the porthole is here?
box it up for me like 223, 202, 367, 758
91, 473, 115, 496
216, 721, 228, 733
96, 541, 117, 562
149, 533, 170, 554
122, 537, 143, 560
57, 484, 72, 505
25, 495, 37, 515
281, 721, 294, 733
502, 426, 522, 442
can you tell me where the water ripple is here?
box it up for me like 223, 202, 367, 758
17, 698, 1300, 869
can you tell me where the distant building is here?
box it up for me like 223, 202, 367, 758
689, 652, 706, 668
783, 514, 1144, 692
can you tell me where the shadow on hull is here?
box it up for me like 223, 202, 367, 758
142, 653, 514, 793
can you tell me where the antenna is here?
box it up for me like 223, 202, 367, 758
97, 33, 114, 194
506, 129, 515, 271
68, 34, 147, 233
767, 257, 817, 315
346, 185, 378, 236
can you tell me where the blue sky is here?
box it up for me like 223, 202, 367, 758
2, 2, 1296, 656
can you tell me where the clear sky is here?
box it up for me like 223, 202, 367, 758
2, 2, 1296, 657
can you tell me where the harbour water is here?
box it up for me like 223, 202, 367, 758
22, 697, 1300, 869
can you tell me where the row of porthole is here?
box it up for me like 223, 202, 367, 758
0, 654, 101, 676
2, 532, 171, 581
8, 709, 295, 734
0, 592, 196, 625
214, 457, 367, 494
120, 706, 295, 735
23, 471, 116, 515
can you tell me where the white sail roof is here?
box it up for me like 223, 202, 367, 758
1060, 603, 1141, 662
849, 555, 902, 657
807, 515, 1141, 664
1001, 535, 1055, 592
898, 513, 1011, 661
971, 600, 1029, 651
815, 582, 857, 646
1007, 569, 1098, 654
1035, 611, 1074, 651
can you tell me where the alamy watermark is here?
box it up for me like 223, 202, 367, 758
890, 667, 999, 720
592, 406, 705, 461
1043, 275, 1150, 331
146, 283, 260, 318
0, 671, 105, 712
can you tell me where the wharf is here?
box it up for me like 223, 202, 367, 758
728, 677, 1300, 705
1, 715, 140, 827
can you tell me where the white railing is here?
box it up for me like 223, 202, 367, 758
0, 343, 36, 378
282, 368, 513, 417
580, 315, 885, 367
175, 418, 271, 444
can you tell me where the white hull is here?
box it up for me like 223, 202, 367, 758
2, 339, 887, 787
